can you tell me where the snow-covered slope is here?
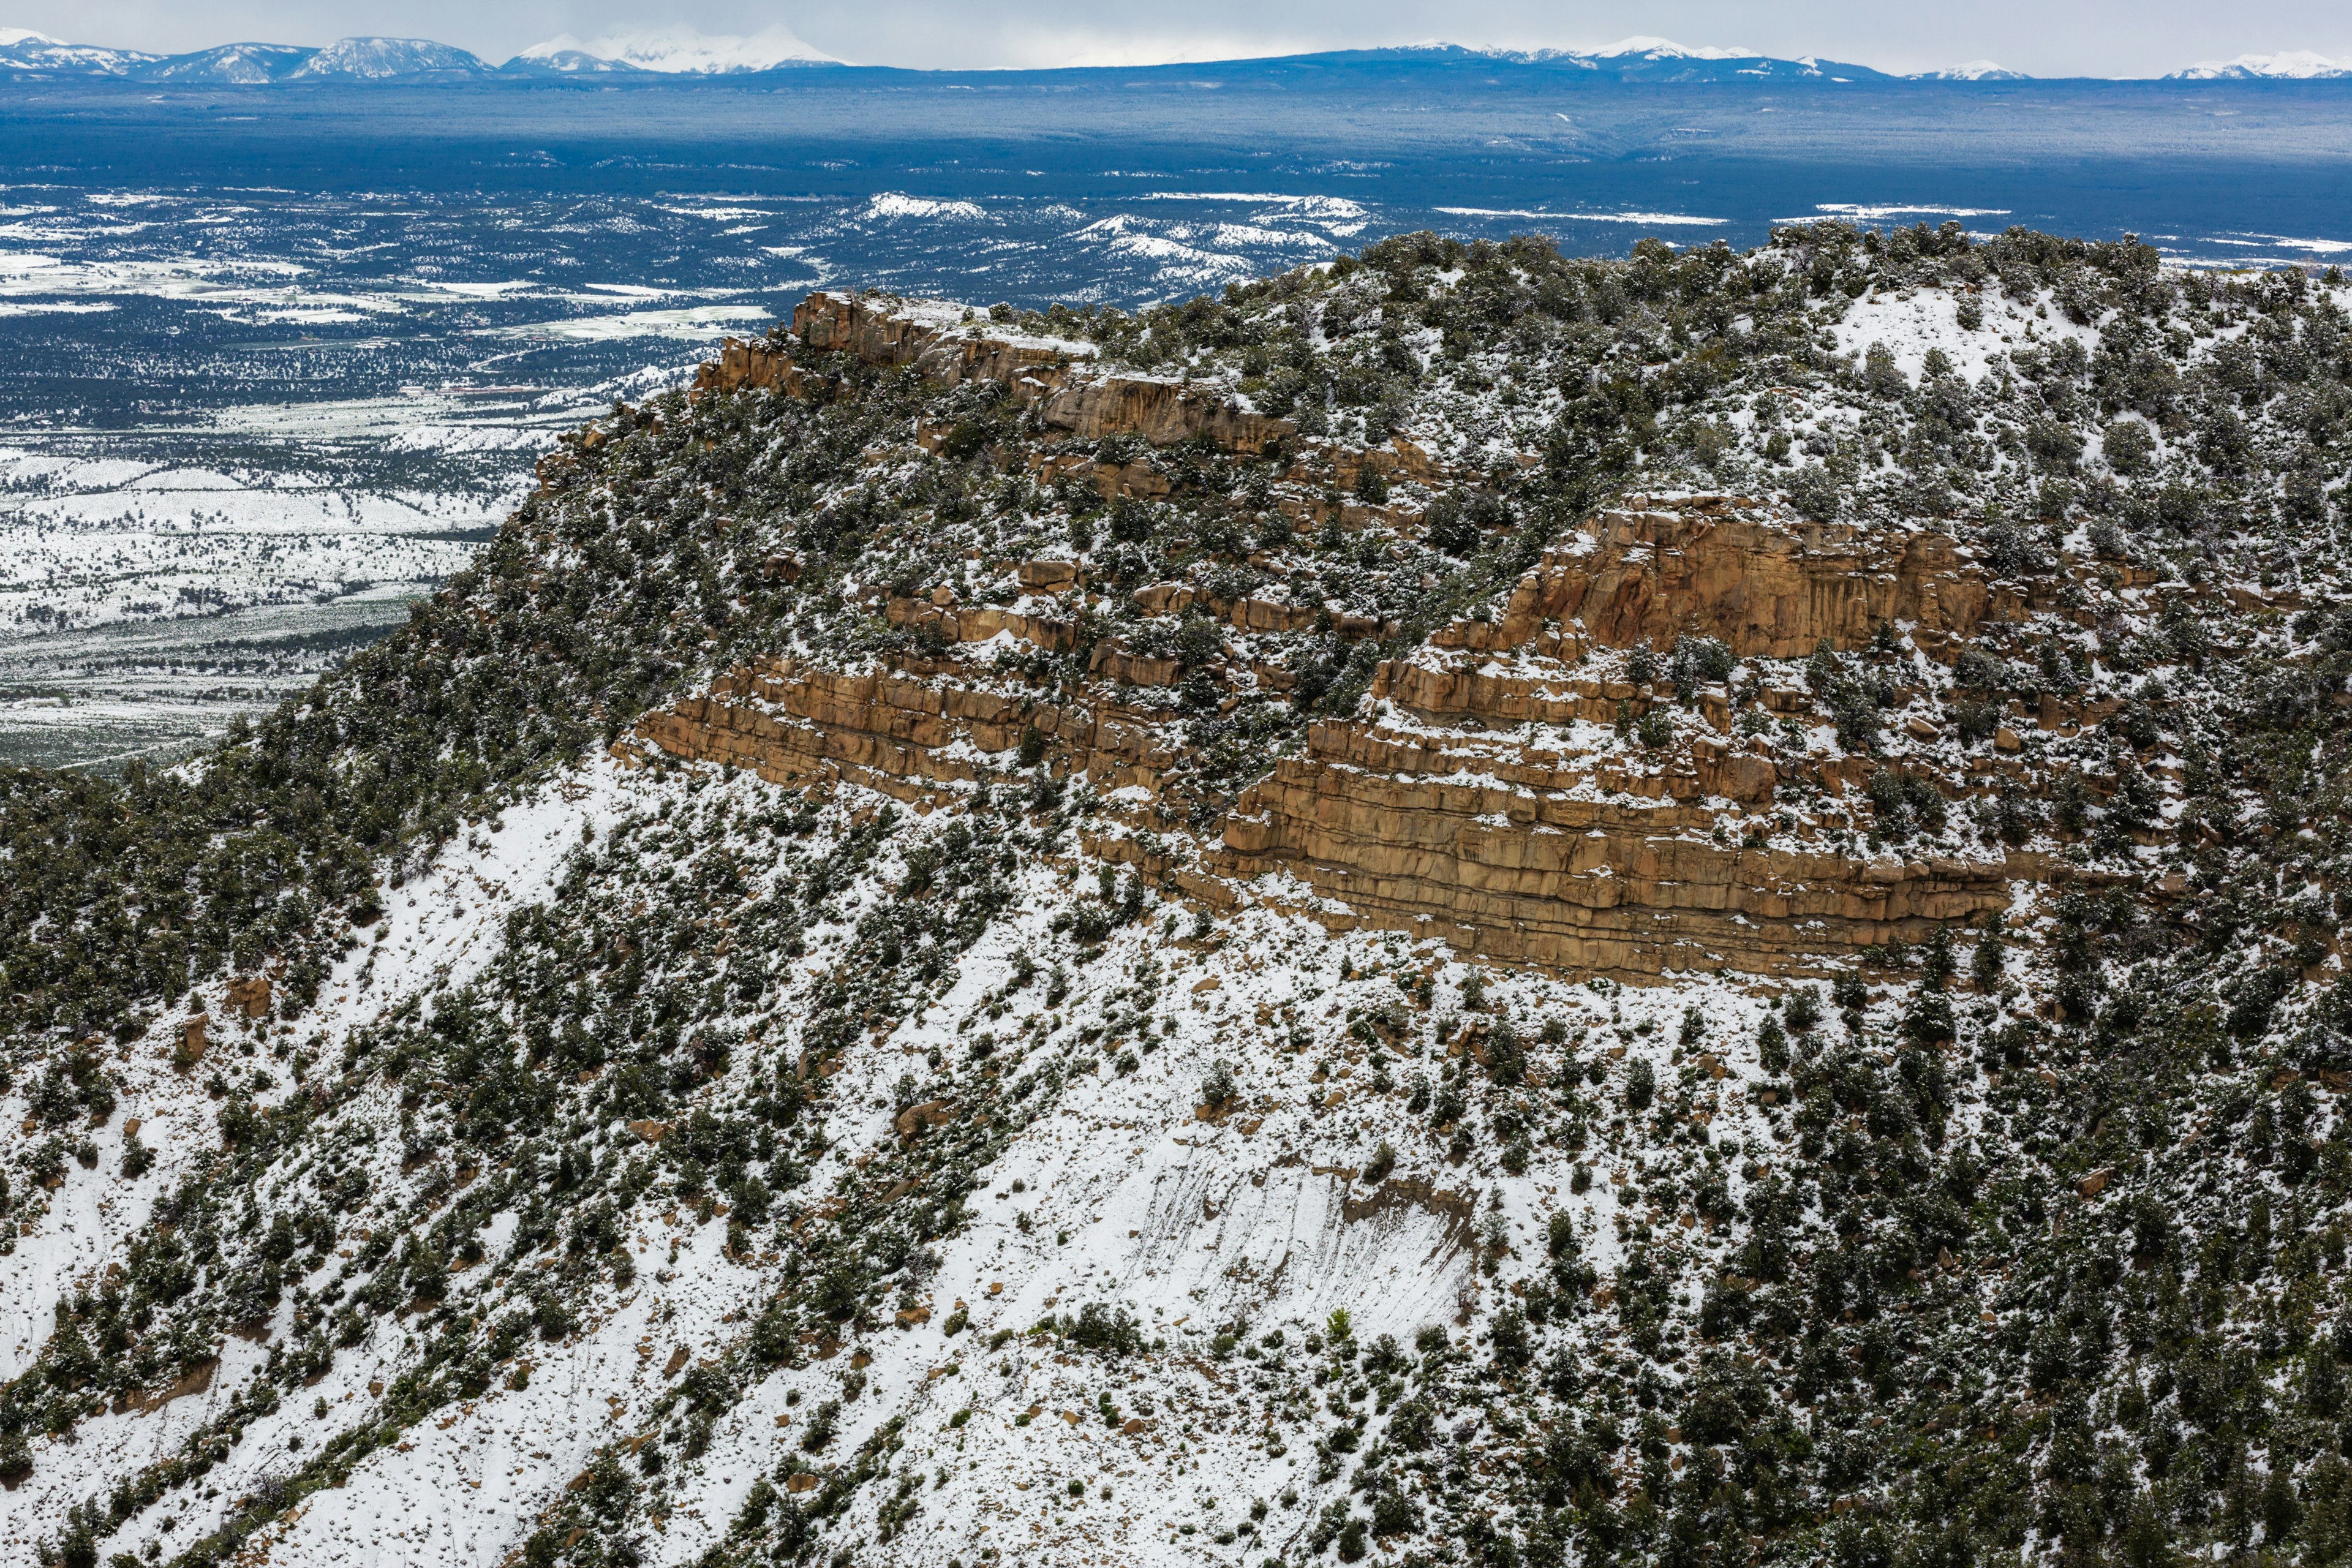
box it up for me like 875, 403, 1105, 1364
1555, 36, 1760, 63
499, 45, 646, 76
0, 740, 1796, 1568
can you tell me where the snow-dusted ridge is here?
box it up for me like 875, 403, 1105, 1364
285, 37, 492, 79
0, 24, 158, 73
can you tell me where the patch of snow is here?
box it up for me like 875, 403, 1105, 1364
1436, 206, 1729, 227
1804, 203, 2015, 221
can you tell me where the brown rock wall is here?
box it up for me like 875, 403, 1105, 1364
706, 292, 1300, 458
1374, 658, 1631, 729
1218, 717, 2018, 977
1438, 497, 2005, 660
1036, 375, 1292, 454
624, 645, 2022, 979
791, 294, 1078, 391
695, 337, 802, 398
884, 594, 1075, 654
622, 658, 1186, 805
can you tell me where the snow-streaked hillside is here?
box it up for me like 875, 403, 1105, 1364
1, 222, 2350, 1568
1, 745, 1803, 1566
137, 43, 317, 84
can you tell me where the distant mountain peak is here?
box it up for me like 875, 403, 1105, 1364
514, 24, 843, 74
502, 42, 644, 75
285, 36, 491, 78
1580, 35, 1759, 61
141, 42, 318, 83
1400, 37, 1885, 80
1917, 59, 2030, 80
0, 24, 157, 72
2169, 49, 2351, 79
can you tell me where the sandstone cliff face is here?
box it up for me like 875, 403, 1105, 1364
698, 292, 1298, 459
1037, 374, 1292, 454
1217, 713, 2019, 978
623, 658, 1191, 809
622, 626, 2030, 981
648, 301, 2054, 981
1438, 497, 2011, 662
695, 336, 805, 398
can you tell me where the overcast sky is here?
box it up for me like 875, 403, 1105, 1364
15, 0, 2352, 77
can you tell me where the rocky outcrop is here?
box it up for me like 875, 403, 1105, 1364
1216, 712, 2021, 978
621, 658, 1192, 806
655, 323, 2049, 981
794, 293, 1084, 392
883, 590, 1077, 654
623, 633, 2027, 979
694, 336, 804, 398
698, 292, 1297, 458
1036, 375, 1292, 455
1446, 497, 2012, 660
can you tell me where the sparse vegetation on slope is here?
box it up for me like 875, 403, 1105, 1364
2, 224, 2350, 1568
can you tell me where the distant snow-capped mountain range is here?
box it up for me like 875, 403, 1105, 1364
1386, 37, 2033, 81
2169, 48, 2352, 80
0, 24, 844, 80
0, 25, 2345, 82
514, 26, 840, 74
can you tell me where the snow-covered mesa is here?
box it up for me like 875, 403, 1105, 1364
1544, 36, 1760, 62
516, 25, 844, 73
2167, 48, 2352, 79
1917, 60, 2028, 81
286, 37, 488, 78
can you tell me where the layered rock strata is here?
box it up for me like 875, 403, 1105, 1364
1218, 714, 2018, 978
624, 636, 2027, 979
1437, 497, 2019, 661
699, 293, 1295, 456
639, 301, 2043, 979
624, 660, 1191, 807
